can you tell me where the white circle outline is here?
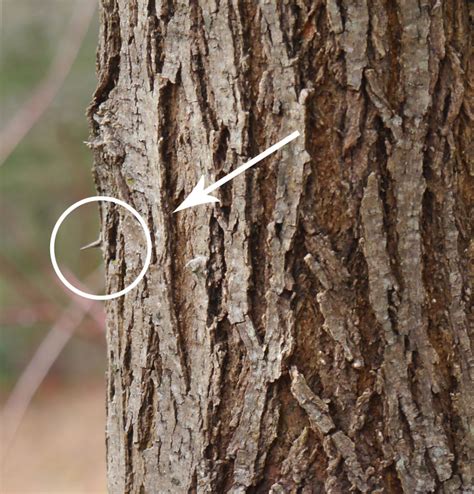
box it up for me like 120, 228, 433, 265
50, 196, 152, 301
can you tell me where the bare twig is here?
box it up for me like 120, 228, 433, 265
58, 267, 106, 329
0, 270, 105, 462
1, 303, 92, 462
0, 252, 58, 309
0, 304, 56, 326
0, 0, 97, 166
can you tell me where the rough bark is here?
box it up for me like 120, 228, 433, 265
88, 1, 473, 492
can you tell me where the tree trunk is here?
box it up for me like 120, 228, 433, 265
88, 1, 473, 492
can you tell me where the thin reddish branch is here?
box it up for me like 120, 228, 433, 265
54, 267, 106, 329
0, 304, 56, 326
0, 271, 105, 461
0, 0, 96, 166
0, 252, 58, 309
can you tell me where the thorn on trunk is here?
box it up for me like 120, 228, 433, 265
80, 235, 102, 251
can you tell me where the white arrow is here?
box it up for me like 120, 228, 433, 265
174, 130, 300, 212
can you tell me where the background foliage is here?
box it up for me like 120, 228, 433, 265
1, 2, 106, 491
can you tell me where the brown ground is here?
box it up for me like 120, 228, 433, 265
1, 380, 106, 493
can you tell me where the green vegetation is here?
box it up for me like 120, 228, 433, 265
0, 2, 104, 387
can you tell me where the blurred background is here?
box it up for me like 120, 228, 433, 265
1, 1, 107, 492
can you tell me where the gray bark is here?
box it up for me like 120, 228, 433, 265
88, 0, 473, 492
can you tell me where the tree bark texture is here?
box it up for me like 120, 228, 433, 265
88, 1, 473, 492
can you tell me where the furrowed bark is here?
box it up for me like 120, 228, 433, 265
88, 1, 473, 492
